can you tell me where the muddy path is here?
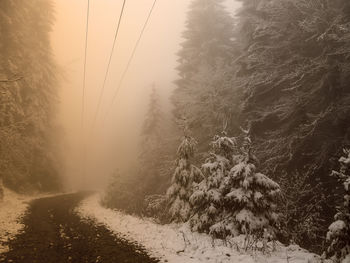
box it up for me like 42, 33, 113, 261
0, 192, 159, 263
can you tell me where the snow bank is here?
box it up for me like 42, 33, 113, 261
77, 194, 321, 263
0, 188, 31, 253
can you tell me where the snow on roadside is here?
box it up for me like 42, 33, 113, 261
0, 188, 32, 253
77, 194, 322, 263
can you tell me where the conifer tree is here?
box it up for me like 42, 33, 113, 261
221, 129, 280, 240
166, 120, 203, 222
235, 0, 350, 251
326, 149, 350, 262
140, 86, 162, 157
190, 128, 237, 237
0, 0, 61, 192
172, 0, 238, 153
138, 86, 165, 190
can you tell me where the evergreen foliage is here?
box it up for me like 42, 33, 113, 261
190, 128, 280, 242
236, 0, 350, 192
139, 87, 167, 194
235, 0, 350, 252
172, 0, 240, 154
220, 130, 280, 239
326, 149, 350, 262
190, 131, 237, 237
0, 0, 61, 193
167, 133, 203, 222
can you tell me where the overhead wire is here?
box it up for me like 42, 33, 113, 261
81, 0, 90, 131
80, 0, 90, 183
103, 0, 158, 122
90, 0, 127, 132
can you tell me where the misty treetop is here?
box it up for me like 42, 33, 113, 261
172, 0, 240, 155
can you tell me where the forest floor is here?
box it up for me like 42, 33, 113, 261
0, 192, 159, 263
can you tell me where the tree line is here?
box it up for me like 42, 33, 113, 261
0, 0, 61, 196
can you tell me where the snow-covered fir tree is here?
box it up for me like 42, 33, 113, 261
166, 123, 203, 222
220, 129, 280, 240
326, 149, 350, 263
190, 130, 237, 237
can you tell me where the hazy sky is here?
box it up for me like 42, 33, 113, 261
51, 0, 241, 189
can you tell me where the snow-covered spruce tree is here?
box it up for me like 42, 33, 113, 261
326, 149, 350, 263
189, 130, 237, 237
221, 130, 280, 242
166, 130, 203, 222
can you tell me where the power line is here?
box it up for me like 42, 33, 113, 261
81, 0, 90, 130
91, 0, 127, 131
80, 0, 90, 185
104, 0, 157, 122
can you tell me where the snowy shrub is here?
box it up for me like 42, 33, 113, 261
144, 194, 170, 224
326, 149, 350, 262
190, 132, 237, 236
166, 135, 204, 222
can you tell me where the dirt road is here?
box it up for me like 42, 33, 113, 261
0, 193, 159, 263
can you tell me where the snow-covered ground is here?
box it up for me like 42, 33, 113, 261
0, 188, 32, 253
77, 194, 322, 263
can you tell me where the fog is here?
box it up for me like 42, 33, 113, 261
51, 0, 241, 190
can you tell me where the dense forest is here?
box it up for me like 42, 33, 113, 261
105, 0, 350, 261
0, 0, 61, 194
